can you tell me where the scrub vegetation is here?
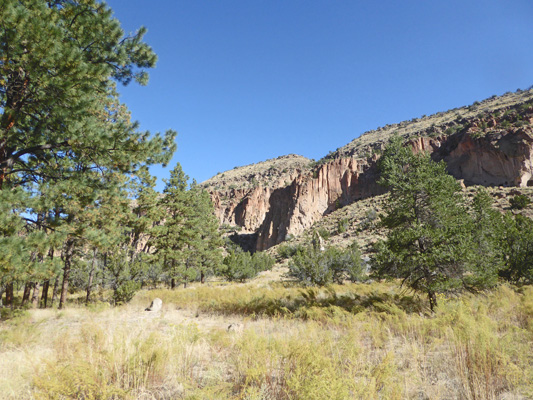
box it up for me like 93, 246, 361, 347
2, 2, 533, 399
1, 282, 532, 399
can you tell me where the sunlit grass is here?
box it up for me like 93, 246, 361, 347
0, 281, 532, 399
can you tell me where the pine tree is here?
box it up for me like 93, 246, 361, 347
82, 173, 132, 305
371, 136, 497, 311
49, 172, 110, 309
152, 165, 223, 288
128, 168, 162, 264
1, 0, 176, 189
0, 1, 177, 305
0, 188, 30, 307
499, 213, 533, 284
152, 163, 194, 288
186, 183, 223, 284
465, 189, 504, 288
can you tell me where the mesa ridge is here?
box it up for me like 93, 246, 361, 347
202, 89, 533, 250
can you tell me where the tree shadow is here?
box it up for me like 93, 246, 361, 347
205, 284, 426, 320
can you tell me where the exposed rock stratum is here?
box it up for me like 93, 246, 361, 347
202, 89, 533, 250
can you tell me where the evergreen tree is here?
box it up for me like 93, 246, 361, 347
128, 168, 162, 263
286, 243, 363, 286
152, 164, 223, 288
465, 189, 505, 288
48, 171, 117, 309
221, 248, 256, 283
0, 188, 31, 306
371, 136, 497, 311
0, 0, 176, 305
499, 213, 533, 284
1, 0, 176, 189
82, 173, 132, 305
186, 183, 223, 283
152, 164, 194, 288
124, 167, 163, 288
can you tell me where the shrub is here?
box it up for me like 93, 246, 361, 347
221, 250, 275, 282
360, 208, 378, 230
0, 308, 28, 321
252, 252, 276, 273
316, 227, 331, 241
113, 281, 141, 305
286, 243, 363, 286
509, 194, 531, 210
278, 243, 305, 260
501, 120, 511, 129
336, 218, 349, 234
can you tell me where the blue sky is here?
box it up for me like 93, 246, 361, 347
106, 0, 533, 190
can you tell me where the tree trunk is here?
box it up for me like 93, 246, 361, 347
31, 282, 40, 308
51, 275, 60, 307
46, 249, 56, 307
85, 249, 97, 305
21, 283, 32, 307
5, 282, 14, 308
428, 291, 437, 313
59, 240, 75, 310
41, 280, 50, 308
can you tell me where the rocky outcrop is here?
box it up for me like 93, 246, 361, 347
209, 156, 384, 251
205, 90, 533, 251
206, 155, 309, 232
255, 157, 384, 249
440, 129, 533, 187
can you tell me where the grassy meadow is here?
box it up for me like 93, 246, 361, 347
1, 281, 532, 399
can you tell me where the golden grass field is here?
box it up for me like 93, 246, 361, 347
1, 280, 532, 399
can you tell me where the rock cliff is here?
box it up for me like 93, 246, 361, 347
255, 157, 384, 250
203, 89, 533, 251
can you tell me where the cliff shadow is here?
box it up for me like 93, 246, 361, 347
228, 232, 258, 253
255, 185, 295, 251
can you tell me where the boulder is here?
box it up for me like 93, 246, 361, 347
227, 323, 243, 332
145, 298, 162, 312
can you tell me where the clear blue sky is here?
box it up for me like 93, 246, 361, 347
106, 0, 533, 191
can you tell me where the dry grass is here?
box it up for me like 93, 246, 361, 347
1, 281, 532, 399
201, 154, 311, 192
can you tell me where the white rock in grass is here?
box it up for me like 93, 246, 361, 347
145, 298, 162, 312
227, 323, 243, 332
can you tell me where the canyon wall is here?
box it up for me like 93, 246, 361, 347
207, 94, 533, 251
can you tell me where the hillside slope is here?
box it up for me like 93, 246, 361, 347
268, 186, 533, 259
203, 89, 533, 251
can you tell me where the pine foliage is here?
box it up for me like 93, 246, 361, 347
152, 164, 223, 288
0, 0, 176, 306
287, 243, 363, 286
372, 136, 499, 310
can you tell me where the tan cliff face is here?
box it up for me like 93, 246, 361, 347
207, 156, 384, 251
210, 186, 275, 232
442, 129, 533, 187
203, 154, 310, 232
255, 157, 384, 250
204, 89, 533, 251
